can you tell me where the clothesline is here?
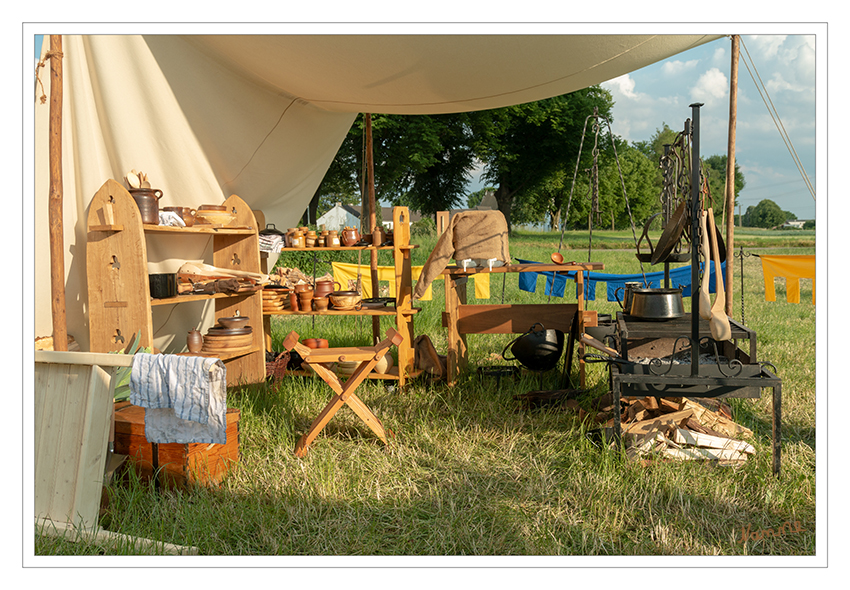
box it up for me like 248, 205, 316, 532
515, 258, 725, 301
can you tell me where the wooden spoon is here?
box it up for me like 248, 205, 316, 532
126, 170, 141, 189
698, 211, 712, 320
706, 209, 731, 340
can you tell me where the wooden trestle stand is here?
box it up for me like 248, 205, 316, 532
284, 328, 403, 457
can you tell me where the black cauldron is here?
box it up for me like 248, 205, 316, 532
501, 323, 565, 372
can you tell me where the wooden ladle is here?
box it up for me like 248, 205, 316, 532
698, 211, 713, 320
706, 209, 731, 341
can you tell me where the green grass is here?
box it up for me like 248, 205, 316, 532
35, 229, 816, 557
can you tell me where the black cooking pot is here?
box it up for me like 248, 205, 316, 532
501, 323, 565, 372
260, 223, 286, 236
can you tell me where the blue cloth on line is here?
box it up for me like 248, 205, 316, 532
516, 258, 726, 301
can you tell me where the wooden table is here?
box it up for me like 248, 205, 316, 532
440, 262, 604, 385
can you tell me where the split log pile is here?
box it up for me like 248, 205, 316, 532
587, 394, 755, 466
515, 389, 755, 466
269, 267, 334, 289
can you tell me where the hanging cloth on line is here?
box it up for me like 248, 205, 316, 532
760, 255, 815, 304
515, 258, 725, 301
331, 261, 491, 300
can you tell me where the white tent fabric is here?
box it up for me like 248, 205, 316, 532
33, 33, 721, 350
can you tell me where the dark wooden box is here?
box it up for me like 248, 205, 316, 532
113, 402, 240, 488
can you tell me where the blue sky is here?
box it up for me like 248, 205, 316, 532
37, 34, 816, 219
600, 34, 816, 220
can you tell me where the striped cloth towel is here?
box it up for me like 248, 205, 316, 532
129, 353, 227, 444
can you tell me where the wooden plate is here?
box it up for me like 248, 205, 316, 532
207, 326, 253, 336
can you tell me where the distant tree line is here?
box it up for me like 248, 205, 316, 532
309, 91, 747, 234
740, 198, 803, 229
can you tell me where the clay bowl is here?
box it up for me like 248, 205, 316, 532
313, 296, 329, 311
218, 316, 249, 329
302, 338, 329, 349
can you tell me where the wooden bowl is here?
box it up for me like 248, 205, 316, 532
195, 209, 236, 225
329, 291, 361, 310
218, 316, 249, 329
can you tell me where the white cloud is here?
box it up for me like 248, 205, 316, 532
748, 35, 787, 60
691, 68, 728, 105
602, 73, 640, 100
662, 59, 699, 76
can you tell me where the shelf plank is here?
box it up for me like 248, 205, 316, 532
150, 290, 261, 306
143, 224, 256, 235
276, 245, 395, 252
173, 345, 260, 361
262, 308, 419, 317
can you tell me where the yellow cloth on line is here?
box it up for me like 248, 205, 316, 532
760, 254, 815, 304
331, 261, 490, 300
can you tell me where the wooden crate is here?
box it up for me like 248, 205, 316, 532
113, 402, 240, 488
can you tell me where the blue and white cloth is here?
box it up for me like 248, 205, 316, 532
516, 258, 726, 301
129, 353, 227, 444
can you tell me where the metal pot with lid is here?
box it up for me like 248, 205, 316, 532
501, 323, 565, 372
628, 287, 685, 320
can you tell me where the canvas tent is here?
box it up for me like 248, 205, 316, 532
33, 33, 723, 351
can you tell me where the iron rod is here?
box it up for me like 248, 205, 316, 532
690, 103, 703, 376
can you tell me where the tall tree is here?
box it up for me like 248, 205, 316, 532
470, 86, 616, 233
703, 154, 745, 221
744, 199, 789, 228
316, 113, 476, 220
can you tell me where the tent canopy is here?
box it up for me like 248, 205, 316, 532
34, 33, 722, 349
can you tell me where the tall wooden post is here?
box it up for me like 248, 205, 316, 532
48, 35, 68, 351
364, 114, 380, 343
724, 35, 739, 318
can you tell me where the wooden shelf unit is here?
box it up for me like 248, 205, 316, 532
85, 179, 266, 385
262, 207, 419, 386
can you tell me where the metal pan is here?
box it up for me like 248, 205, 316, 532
651, 200, 688, 265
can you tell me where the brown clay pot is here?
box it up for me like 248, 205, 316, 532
187, 329, 203, 353
341, 228, 360, 246
313, 297, 329, 311
129, 188, 163, 225
314, 280, 340, 298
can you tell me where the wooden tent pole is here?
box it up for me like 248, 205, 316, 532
724, 35, 739, 318
48, 35, 68, 351
364, 114, 380, 343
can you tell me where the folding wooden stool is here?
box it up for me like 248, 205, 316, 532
283, 328, 403, 457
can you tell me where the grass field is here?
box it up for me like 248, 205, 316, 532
34, 227, 817, 557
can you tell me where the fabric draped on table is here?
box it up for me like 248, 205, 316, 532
332, 261, 491, 300
412, 211, 510, 300
129, 353, 228, 444
515, 258, 725, 301
760, 255, 815, 304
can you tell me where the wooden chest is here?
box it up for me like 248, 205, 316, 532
113, 402, 240, 488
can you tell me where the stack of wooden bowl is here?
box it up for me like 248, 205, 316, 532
262, 287, 289, 313
201, 316, 253, 354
